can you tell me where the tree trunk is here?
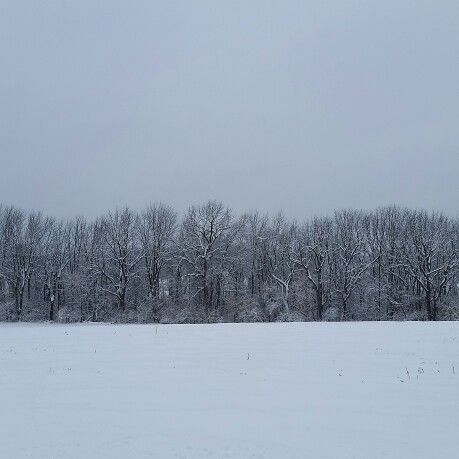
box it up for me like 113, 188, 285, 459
341, 297, 347, 321
118, 288, 126, 311
425, 283, 433, 321
49, 294, 56, 321
316, 283, 323, 320
316, 271, 323, 320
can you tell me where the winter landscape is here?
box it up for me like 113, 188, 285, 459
1, 1, 458, 458
1, 203, 458, 458
1, 321, 458, 459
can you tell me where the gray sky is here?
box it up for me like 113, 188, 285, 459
1, 1, 458, 218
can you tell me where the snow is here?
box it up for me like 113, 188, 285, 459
0, 322, 457, 458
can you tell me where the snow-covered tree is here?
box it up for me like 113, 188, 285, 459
91, 208, 143, 311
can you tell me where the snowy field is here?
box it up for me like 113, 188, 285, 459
0, 322, 458, 459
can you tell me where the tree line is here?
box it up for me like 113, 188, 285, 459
0, 202, 457, 323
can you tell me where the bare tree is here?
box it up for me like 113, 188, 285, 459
396, 211, 458, 320
0, 207, 47, 318
294, 217, 331, 320
138, 204, 176, 299
244, 212, 270, 299
42, 219, 72, 321
332, 210, 377, 320
91, 208, 143, 311
266, 213, 298, 313
179, 201, 234, 319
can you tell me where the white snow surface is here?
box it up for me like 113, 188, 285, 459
0, 322, 458, 458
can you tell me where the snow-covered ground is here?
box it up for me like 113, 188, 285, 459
0, 322, 457, 458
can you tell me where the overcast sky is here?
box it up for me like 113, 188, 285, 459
0, 1, 458, 218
